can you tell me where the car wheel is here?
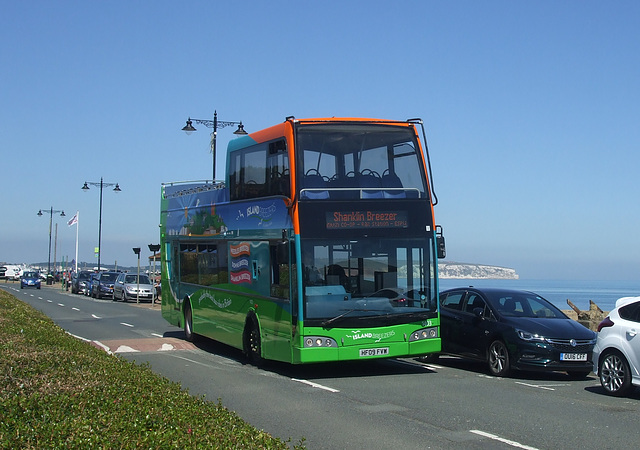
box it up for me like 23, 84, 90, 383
244, 315, 263, 366
599, 351, 632, 396
184, 304, 195, 342
488, 340, 510, 377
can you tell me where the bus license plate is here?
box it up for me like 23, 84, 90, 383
560, 353, 587, 361
359, 347, 389, 357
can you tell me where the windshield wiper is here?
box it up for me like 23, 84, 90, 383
321, 308, 359, 327
321, 308, 387, 327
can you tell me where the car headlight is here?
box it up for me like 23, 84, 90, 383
517, 329, 547, 342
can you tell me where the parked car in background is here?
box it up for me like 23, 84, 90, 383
20, 271, 41, 289
90, 271, 120, 299
85, 273, 97, 296
3, 265, 23, 281
593, 296, 640, 396
113, 273, 155, 302
429, 287, 597, 378
71, 270, 92, 295
0, 266, 7, 280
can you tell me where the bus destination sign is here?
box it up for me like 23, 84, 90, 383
326, 210, 408, 230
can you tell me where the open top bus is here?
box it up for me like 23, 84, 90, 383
161, 117, 445, 364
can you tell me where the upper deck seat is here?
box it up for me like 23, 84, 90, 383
360, 171, 383, 199
300, 172, 329, 200
381, 173, 406, 199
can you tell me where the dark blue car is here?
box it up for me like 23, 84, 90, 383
90, 271, 119, 299
431, 287, 596, 378
20, 271, 41, 289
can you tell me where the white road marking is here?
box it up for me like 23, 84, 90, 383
91, 314, 101, 319
470, 429, 539, 449
58, 303, 65, 307
114, 345, 139, 353
515, 381, 566, 391
67, 332, 90, 342
395, 359, 439, 370
120, 322, 134, 327
151, 333, 163, 338
72, 307, 80, 311
291, 378, 340, 393
92, 340, 113, 355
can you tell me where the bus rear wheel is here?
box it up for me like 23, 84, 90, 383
244, 315, 262, 366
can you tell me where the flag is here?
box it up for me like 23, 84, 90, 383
67, 212, 78, 227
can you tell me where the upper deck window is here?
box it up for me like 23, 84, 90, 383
229, 139, 289, 201
296, 123, 427, 200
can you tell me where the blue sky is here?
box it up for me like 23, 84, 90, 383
1, 1, 638, 279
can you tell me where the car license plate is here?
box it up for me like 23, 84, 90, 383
359, 347, 389, 357
560, 353, 587, 361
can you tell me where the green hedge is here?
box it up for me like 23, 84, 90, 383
0, 290, 304, 448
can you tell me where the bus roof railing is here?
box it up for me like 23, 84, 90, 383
162, 180, 226, 199
300, 187, 422, 200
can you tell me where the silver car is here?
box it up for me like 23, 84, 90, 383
113, 273, 155, 302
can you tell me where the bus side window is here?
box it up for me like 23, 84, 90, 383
270, 241, 290, 300
268, 140, 289, 197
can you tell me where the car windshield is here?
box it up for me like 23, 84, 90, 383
125, 275, 151, 284
487, 291, 566, 319
23, 272, 38, 278
101, 273, 118, 282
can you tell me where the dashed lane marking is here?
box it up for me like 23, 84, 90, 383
291, 378, 340, 393
470, 429, 539, 450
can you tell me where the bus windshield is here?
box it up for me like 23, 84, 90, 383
301, 236, 437, 327
297, 123, 427, 199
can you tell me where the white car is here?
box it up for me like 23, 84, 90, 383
593, 296, 640, 396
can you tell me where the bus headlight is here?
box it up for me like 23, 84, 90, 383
409, 327, 438, 342
303, 336, 338, 348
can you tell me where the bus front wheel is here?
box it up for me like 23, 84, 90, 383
244, 315, 262, 366
184, 305, 195, 342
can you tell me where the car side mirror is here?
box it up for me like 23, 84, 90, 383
472, 307, 484, 318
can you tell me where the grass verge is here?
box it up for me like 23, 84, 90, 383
0, 289, 304, 448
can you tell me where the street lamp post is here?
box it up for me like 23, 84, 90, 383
82, 178, 121, 271
148, 244, 160, 304
182, 110, 248, 181
37, 207, 65, 281
132, 247, 141, 304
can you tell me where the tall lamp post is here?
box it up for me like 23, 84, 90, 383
132, 247, 141, 304
182, 110, 248, 181
82, 178, 121, 271
37, 207, 65, 280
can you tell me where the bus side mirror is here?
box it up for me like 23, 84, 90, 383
436, 225, 446, 259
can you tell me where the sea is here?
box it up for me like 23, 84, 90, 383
438, 278, 640, 313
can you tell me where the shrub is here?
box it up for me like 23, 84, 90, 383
0, 290, 304, 448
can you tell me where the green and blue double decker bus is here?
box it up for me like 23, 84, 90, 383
161, 116, 445, 364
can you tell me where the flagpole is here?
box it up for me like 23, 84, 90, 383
75, 211, 79, 273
